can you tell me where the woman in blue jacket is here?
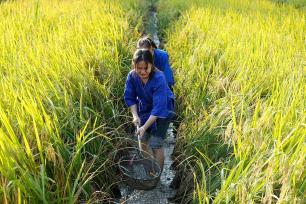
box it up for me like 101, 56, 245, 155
124, 49, 175, 171
137, 36, 175, 90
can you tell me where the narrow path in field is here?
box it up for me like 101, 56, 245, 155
117, 126, 176, 204
116, 5, 177, 204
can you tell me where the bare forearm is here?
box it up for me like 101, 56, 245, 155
142, 115, 158, 130
130, 104, 141, 127
130, 104, 138, 118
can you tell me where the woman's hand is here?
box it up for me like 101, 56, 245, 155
130, 105, 140, 127
136, 126, 146, 138
136, 115, 157, 138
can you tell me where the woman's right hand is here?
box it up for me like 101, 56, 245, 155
132, 116, 140, 127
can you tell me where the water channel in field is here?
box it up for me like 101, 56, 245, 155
115, 4, 177, 203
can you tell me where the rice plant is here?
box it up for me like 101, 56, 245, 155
158, 0, 305, 202
0, 0, 143, 202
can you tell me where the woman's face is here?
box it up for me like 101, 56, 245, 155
135, 60, 152, 80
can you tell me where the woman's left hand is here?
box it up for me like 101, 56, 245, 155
136, 126, 146, 138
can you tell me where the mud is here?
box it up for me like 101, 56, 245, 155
117, 126, 177, 204
115, 5, 177, 203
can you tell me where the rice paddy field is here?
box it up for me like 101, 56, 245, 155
0, 0, 144, 203
0, 0, 305, 203
158, 0, 305, 203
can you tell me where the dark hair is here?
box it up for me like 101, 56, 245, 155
137, 36, 157, 49
132, 49, 156, 75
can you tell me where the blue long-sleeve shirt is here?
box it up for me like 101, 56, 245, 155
153, 49, 175, 87
124, 70, 175, 129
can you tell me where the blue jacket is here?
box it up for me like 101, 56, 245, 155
124, 70, 175, 128
153, 49, 175, 87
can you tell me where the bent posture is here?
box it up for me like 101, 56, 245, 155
124, 49, 175, 171
137, 36, 175, 90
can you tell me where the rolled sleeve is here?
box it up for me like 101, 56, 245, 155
151, 75, 168, 118
124, 73, 137, 107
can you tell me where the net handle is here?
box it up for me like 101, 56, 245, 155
136, 125, 143, 155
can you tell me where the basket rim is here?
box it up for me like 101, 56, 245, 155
118, 155, 161, 181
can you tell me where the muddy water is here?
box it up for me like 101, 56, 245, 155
116, 7, 177, 203
117, 125, 177, 204
144, 5, 160, 47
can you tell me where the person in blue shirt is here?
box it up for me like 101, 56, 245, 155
124, 49, 175, 171
137, 36, 175, 91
